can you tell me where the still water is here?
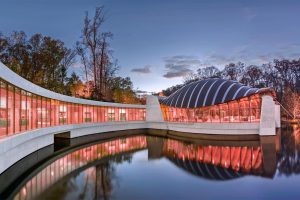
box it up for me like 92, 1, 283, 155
2, 124, 300, 200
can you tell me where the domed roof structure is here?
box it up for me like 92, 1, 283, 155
160, 79, 265, 108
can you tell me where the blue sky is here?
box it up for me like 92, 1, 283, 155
1, 0, 300, 92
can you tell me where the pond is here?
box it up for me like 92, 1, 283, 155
1, 124, 300, 200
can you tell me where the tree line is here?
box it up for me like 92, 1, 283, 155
0, 7, 140, 104
162, 60, 300, 118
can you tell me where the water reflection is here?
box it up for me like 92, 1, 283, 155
13, 136, 147, 200
277, 124, 300, 176
9, 125, 300, 200
163, 139, 263, 180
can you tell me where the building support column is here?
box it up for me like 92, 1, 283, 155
259, 95, 276, 136
146, 95, 164, 122
275, 104, 281, 128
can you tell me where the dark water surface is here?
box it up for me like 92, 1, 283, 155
1, 124, 300, 200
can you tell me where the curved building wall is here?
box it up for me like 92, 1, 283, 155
161, 94, 262, 123
159, 78, 277, 123
0, 62, 146, 137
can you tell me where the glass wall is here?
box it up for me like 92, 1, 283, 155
161, 95, 262, 123
0, 78, 146, 137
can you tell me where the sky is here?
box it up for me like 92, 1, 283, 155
1, 0, 300, 92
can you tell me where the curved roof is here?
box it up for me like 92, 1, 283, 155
160, 78, 264, 108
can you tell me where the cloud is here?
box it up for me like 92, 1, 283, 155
163, 69, 194, 78
131, 65, 151, 74
201, 53, 236, 67
163, 55, 201, 78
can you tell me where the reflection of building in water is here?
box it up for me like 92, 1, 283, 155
12, 134, 278, 199
13, 136, 147, 200
147, 137, 278, 179
162, 139, 263, 180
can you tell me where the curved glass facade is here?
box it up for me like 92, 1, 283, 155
160, 94, 262, 123
0, 79, 146, 137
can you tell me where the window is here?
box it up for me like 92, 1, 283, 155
108, 108, 115, 121
59, 103, 67, 124
0, 81, 7, 136
119, 108, 126, 121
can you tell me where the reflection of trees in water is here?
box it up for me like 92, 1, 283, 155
80, 154, 133, 200
40, 154, 132, 200
94, 163, 114, 200
277, 125, 300, 176
40, 171, 88, 200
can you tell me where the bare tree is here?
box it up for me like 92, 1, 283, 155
222, 62, 245, 81
197, 66, 221, 79
240, 65, 263, 87
77, 7, 115, 100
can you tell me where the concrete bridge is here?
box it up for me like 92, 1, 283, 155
0, 62, 280, 174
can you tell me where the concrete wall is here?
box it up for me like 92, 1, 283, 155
259, 95, 276, 136
275, 104, 281, 128
146, 95, 164, 122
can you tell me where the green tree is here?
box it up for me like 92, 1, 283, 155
0, 31, 76, 94
66, 72, 85, 97
109, 77, 140, 104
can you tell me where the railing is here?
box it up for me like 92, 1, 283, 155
0, 62, 146, 138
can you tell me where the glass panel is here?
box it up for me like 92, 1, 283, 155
59, 102, 67, 125
119, 108, 126, 121
67, 103, 72, 124
32, 95, 37, 129
37, 96, 42, 128
239, 98, 250, 122
108, 107, 115, 121
84, 105, 91, 123
50, 99, 56, 126
41, 97, 47, 127
7, 84, 14, 135
228, 101, 239, 122
73, 104, 79, 124
78, 104, 83, 123
20, 90, 28, 131
27, 92, 32, 130
220, 103, 229, 122
92, 106, 96, 123
0, 80, 7, 136
115, 107, 119, 121
14, 88, 21, 133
